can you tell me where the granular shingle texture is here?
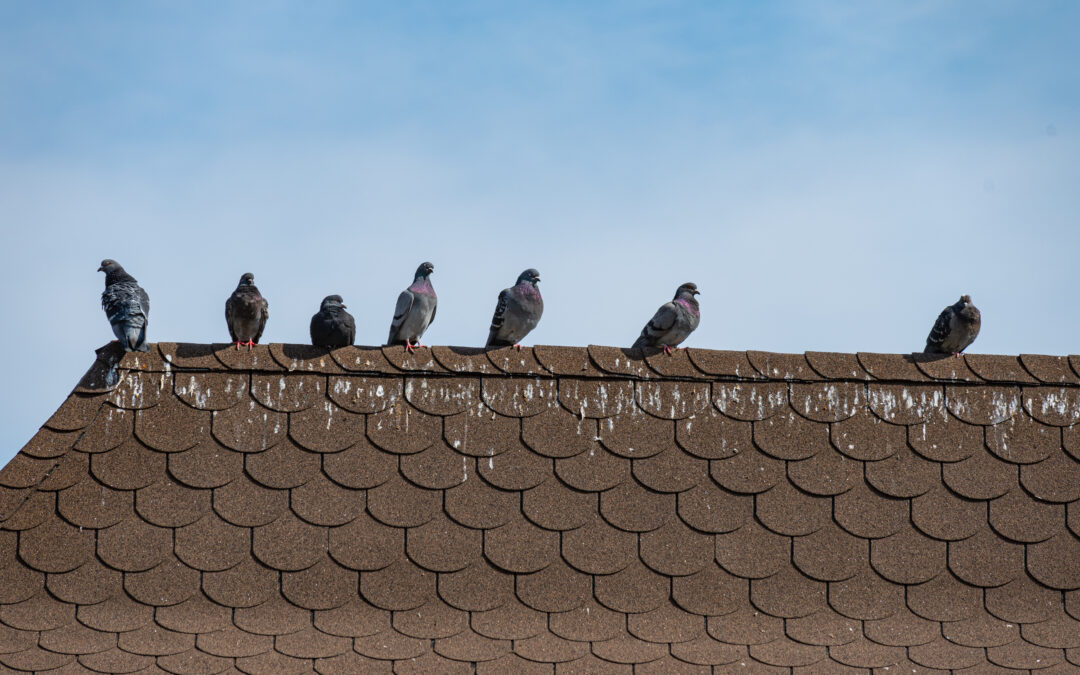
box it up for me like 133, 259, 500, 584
3, 342, 1080, 673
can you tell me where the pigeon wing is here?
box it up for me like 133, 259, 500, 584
253, 295, 269, 343
103, 284, 142, 325
633, 301, 678, 349
137, 286, 150, 318
225, 294, 240, 342
924, 306, 953, 353
342, 310, 356, 346
486, 289, 510, 345
388, 289, 415, 343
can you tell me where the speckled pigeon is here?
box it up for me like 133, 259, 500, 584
924, 294, 981, 357
98, 259, 151, 352
387, 262, 437, 352
486, 268, 543, 349
632, 282, 700, 355
225, 273, 269, 350
310, 295, 356, 348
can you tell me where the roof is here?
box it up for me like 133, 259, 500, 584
2, 342, 1080, 674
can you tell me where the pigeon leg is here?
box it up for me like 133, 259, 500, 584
245, 340, 256, 350
404, 340, 416, 354
662, 344, 673, 356
513, 343, 522, 351
235, 341, 243, 351
954, 352, 963, 358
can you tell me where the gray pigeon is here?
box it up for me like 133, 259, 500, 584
486, 268, 543, 349
98, 259, 151, 352
225, 273, 269, 350
924, 294, 981, 357
632, 282, 701, 355
310, 295, 356, 348
387, 262, 437, 352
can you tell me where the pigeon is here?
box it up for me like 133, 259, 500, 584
486, 268, 543, 349
387, 262, 437, 352
924, 294, 981, 357
310, 295, 356, 348
225, 273, 269, 350
632, 282, 701, 355
98, 259, 151, 352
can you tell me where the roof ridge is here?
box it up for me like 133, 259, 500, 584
74, 341, 1080, 392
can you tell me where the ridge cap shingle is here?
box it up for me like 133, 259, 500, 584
77, 341, 1080, 388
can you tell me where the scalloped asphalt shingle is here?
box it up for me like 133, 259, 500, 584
2, 342, 1080, 673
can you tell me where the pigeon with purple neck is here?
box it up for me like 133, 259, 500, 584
632, 282, 700, 355
387, 262, 437, 353
225, 273, 269, 350
924, 294, 980, 357
98, 259, 151, 352
486, 268, 543, 349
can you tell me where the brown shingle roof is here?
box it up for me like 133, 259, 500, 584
3, 341, 1080, 672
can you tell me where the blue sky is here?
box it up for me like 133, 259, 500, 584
2, 1, 1078, 465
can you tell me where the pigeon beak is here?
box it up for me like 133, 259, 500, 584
97, 265, 105, 272
341, 304, 347, 309
693, 290, 700, 296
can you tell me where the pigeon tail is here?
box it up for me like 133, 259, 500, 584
111, 321, 148, 352
126, 326, 148, 352
486, 336, 515, 349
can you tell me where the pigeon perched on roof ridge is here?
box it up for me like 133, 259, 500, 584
632, 282, 701, 355
225, 272, 269, 350
486, 268, 543, 349
924, 293, 981, 357
310, 294, 356, 348
98, 259, 151, 352
387, 262, 437, 352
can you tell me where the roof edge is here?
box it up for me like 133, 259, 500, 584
72, 342, 1080, 393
